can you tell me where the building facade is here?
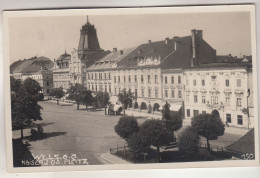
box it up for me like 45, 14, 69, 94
53, 52, 71, 89
183, 63, 253, 128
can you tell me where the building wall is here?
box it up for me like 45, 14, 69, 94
184, 67, 252, 128
69, 49, 86, 86
162, 69, 184, 107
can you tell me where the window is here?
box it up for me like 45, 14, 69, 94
202, 96, 206, 103
178, 76, 181, 84
194, 95, 198, 103
187, 109, 190, 117
202, 111, 206, 115
108, 73, 111, 80
95, 73, 97, 79
104, 73, 106, 80
124, 76, 126, 82
155, 75, 158, 83
100, 73, 102, 80
47, 81, 49, 86
47, 89, 49, 94
193, 79, 196, 86
226, 97, 230, 106
186, 79, 189, 86
193, 110, 199, 117
148, 89, 151, 97
95, 85, 97, 91
141, 75, 144, 83
225, 79, 229, 87
171, 76, 174, 84
165, 90, 168, 98
226, 114, 231, 123
129, 76, 131, 82
115, 88, 117, 95
109, 85, 111, 93
135, 89, 138, 98
92, 73, 94, 79
211, 95, 218, 105
155, 89, 159, 98
237, 98, 242, 107
237, 115, 243, 125
114, 76, 116, 83
141, 88, 145, 97
92, 85, 94, 91
237, 79, 241, 87
165, 77, 168, 84
135, 75, 137, 82
118, 76, 120, 83
171, 90, 175, 98
178, 91, 182, 99
148, 75, 151, 83
105, 85, 107, 92
201, 79, 205, 86
186, 95, 189, 102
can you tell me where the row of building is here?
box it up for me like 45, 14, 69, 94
10, 17, 254, 128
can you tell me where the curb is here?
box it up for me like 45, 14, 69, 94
100, 152, 130, 164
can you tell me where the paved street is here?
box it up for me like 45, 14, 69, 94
12, 101, 136, 166
12, 101, 249, 166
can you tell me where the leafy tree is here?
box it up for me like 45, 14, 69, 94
11, 77, 43, 139
95, 92, 110, 114
114, 116, 139, 140
178, 126, 200, 158
140, 119, 173, 162
118, 89, 135, 114
81, 89, 94, 108
161, 102, 183, 139
67, 83, 85, 110
127, 132, 150, 161
191, 113, 225, 151
49, 87, 65, 105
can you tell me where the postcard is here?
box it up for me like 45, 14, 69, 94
3, 5, 258, 172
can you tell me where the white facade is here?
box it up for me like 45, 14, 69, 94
183, 65, 253, 128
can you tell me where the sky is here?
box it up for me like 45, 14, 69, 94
8, 11, 252, 63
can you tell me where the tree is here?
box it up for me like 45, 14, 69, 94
114, 116, 139, 140
140, 119, 173, 162
95, 92, 110, 114
118, 89, 135, 115
127, 132, 150, 161
161, 102, 183, 140
49, 87, 65, 105
67, 83, 85, 110
191, 113, 225, 151
11, 77, 43, 139
178, 126, 200, 158
81, 89, 94, 108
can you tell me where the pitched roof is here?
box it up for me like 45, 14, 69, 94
11, 56, 53, 74
226, 129, 255, 154
86, 47, 136, 71
56, 52, 71, 61
81, 50, 108, 68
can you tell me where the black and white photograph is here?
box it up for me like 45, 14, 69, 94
2, 5, 259, 172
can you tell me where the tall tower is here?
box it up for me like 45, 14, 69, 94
78, 16, 101, 59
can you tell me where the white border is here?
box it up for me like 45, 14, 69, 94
2, 4, 259, 174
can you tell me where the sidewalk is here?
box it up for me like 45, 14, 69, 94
125, 109, 161, 119
100, 152, 131, 164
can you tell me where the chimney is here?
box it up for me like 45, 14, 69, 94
228, 54, 232, 57
165, 38, 170, 44
191, 29, 197, 67
148, 40, 151, 44
107, 50, 111, 53
138, 49, 142, 54
120, 50, 123, 55
173, 36, 179, 39
196, 30, 203, 39
113, 48, 117, 52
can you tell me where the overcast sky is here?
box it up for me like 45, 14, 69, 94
8, 11, 251, 63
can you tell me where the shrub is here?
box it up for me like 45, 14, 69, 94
178, 126, 199, 157
114, 116, 139, 140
